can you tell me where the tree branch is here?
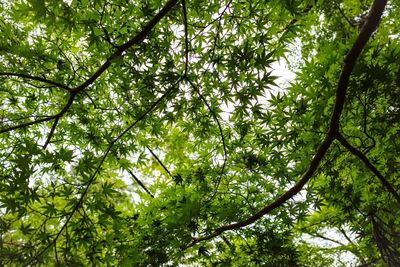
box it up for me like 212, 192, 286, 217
1, 0, 179, 141
128, 169, 154, 198
23, 0, 181, 259
188, 0, 232, 30
357, 95, 376, 153
187, 78, 227, 200
0, 93, 75, 139
0, 116, 53, 134
333, 0, 356, 27
336, 132, 400, 205
339, 227, 356, 246
311, 232, 347, 247
41, 94, 77, 147
188, 0, 387, 247
182, 0, 189, 76
54, 241, 60, 267
146, 146, 173, 178
43, 117, 60, 148
25, 77, 183, 266
71, 0, 179, 94
0, 72, 72, 92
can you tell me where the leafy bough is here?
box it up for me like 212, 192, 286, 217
188, 0, 399, 247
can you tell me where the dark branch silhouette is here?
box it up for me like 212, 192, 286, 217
336, 132, 400, 205
43, 117, 60, 148
182, 3, 228, 197
333, 0, 356, 27
128, 169, 154, 198
0, 72, 72, 91
182, 0, 189, 76
188, 0, 388, 247
0, 93, 75, 134
0, 0, 179, 141
71, 0, 179, 94
187, 78, 227, 200
357, 95, 376, 153
0, 115, 53, 134
188, 0, 233, 30
146, 146, 173, 178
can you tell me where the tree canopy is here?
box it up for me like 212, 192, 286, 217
0, 0, 399, 266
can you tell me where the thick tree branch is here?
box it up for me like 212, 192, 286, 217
0, 72, 72, 92
189, 0, 387, 247
336, 133, 400, 205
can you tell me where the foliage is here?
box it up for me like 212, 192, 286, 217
0, 0, 399, 266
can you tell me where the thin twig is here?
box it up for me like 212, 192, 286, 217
311, 232, 347, 246
358, 95, 376, 153
54, 241, 60, 267
71, 0, 179, 94
336, 132, 400, 205
0, 72, 72, 92
146, 146, 173, 178
0, 92, 75, 135
128, 169, 154, 198
333, 0, 356, 27
182, 0, 189, 76
98, 1, 118, 48
188, 0, 233, 30
339, 228, 355, 245
187, 78, 227, 200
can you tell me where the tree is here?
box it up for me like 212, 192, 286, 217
0, 0, 399, 265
